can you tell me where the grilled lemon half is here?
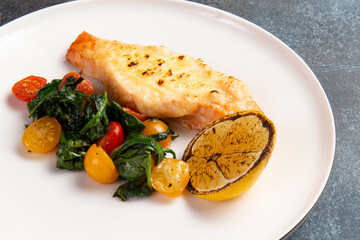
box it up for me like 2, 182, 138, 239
183, 111, 276, 201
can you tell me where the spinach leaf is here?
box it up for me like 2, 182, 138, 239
110, 133, 172, 166
61, 76, 85, 91
110, 133, 156, 188
56, 132, 91, 171
27, 79, 62, 120
113, 178, 153, 201
110, 133, 176, 200
107, 101, 145, 133
79, 93, 109, 141
149, 125, 176, 142
27, 79, 88, 130
36, 79, 62, 99
111, 147, 152, 181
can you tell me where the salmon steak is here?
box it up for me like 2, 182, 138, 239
66, 31, 262, 130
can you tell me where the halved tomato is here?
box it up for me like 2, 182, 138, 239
12, 75, 47, 101
59, 71, 94, 95
22, 117, 62, 153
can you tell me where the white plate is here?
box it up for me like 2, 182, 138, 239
0, 0, 335, 239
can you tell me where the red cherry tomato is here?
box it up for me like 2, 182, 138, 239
59, 71, 94, 95
12, 75, 47, 101
97, 121, 124, 154
122, 107, 149, 122
75, 79, 94, 95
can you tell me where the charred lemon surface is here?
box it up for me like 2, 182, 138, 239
183, 111, 276, 201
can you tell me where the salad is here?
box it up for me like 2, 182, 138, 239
12, 72, 190, 201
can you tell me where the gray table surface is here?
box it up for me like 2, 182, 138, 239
1, 0, 359, 239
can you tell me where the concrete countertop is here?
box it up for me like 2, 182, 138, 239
1, 0, 359, 239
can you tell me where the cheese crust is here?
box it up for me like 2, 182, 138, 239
66, 31, 261, 130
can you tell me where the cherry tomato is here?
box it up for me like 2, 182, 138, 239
22, 117, 61, 153
97, 121, 124, 154
141, 119, 172, 148
122, 107, 149, 122
12, 75, 47, 101
151, 158, 190, 197
84, 144, 119, 184
59, 71, 94, 95
75, 78, 94, 95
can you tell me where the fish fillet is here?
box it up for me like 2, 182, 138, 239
66, 31, 261, 130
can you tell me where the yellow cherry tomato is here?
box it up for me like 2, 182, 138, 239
22, 117, 61, 153
141, 119, 172, 148
151, 158, 190, 197
84, 144, 119, 184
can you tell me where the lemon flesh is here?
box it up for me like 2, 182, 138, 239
183, 111, 276, 201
